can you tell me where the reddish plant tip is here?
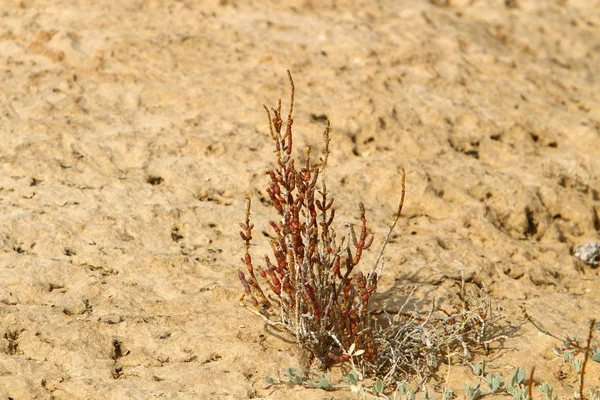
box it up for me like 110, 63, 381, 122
327, 352, 351, 363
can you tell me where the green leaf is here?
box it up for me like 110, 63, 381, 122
487, 373, 501, 391
465, 383, 482, 400
511, 388, 521, 400
536, 382, 553, 400
511, 367, 525, 388
283, 367, 304, 385
374, 378, 385, 394
345, 370, 358, 385
319, 376, 333, 389
572, 357, 582, 372
265, 376, 275, 384
396, 381, 408, 394
424, 387, 434, 400
473, 360, 486, 377
592, 349, 600, 363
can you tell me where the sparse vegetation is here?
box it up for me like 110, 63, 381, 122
261, 351, 599, 400
237, 70, 394, 372
522, 309, 599, 400
237, 71, 504, 389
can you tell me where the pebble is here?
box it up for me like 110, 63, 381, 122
575, 242, 600, 266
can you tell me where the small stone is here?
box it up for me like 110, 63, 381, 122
574, 242, 600, 266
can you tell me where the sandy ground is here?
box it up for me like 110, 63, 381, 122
0, 0, 599, 399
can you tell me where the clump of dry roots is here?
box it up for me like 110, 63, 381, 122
238, 71, 502, 382
373, 278, 503, 382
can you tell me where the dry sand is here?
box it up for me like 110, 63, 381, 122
0, 0, 599, 399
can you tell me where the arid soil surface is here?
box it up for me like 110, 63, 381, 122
0, 0, 599, 399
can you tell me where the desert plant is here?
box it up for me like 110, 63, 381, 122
372, 274, 504, 383
238, 72, 503, 387
522, 309, 599, 400
237, 70, 406, 371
